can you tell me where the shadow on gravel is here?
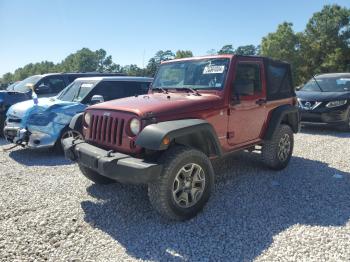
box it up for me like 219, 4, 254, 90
6, 148, 72, 166
81, 152, 350, 261
300, 125, 350, 138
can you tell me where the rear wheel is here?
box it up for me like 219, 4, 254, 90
262, 124, 294, 170
79, 164, 116, 185
148, 146, 214, 221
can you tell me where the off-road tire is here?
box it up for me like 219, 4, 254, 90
79, 164, 116, 185
262, 124, 294, 170
148, 145, 214, 221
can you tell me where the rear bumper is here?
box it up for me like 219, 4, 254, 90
62, 137, 162, 184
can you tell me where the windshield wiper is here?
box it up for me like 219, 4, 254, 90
175, 87, 201, 96
152, 87, 168, 94
312, 76, 324, 92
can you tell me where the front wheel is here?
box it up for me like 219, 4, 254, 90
55, 127, 83, 152
148, 146, 214, 221
262, 124, 294, 170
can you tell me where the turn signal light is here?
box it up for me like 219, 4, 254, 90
162, 137, 170, 145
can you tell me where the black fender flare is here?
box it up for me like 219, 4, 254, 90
264, 104, 300, 140
136, 119, 223, 157
69, 112, 84, 133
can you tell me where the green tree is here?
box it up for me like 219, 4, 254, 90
122, 64, 144, 76
218, 44, 234, 54
95, 49, 120, 72
146, 50, 175, 76
175, 50, 193, 59
235, 45, 258, 55
300, 4, 350, 81
1, 72, 14, 84
60, 48, 99, 72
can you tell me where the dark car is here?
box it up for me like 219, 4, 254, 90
0, 72, 124, 136
296, 73, 350, 130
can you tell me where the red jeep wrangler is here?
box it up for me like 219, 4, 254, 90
63, 55, 300, 221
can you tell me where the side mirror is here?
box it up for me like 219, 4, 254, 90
91, 95, 104, 105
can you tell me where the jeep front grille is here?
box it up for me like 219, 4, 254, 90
89, 114, 125, 146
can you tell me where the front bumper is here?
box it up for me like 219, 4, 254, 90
4, 125, 56, 149
62, 137, 163, 184
299, 107, 349, 125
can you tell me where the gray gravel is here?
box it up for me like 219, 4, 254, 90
0, 126, 349, 261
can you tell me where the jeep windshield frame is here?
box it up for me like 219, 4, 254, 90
152, 58, 230, 91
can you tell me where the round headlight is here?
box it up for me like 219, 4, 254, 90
84, 112, 91, 126
130, 118, 141, 136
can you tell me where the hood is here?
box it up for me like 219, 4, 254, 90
89, 92, 223, 117
296, 90, 350, 102
0, 90, 31, 109
6, 97, 85, 119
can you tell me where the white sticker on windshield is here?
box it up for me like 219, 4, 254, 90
203, 65, 225, 74
81, 83, 94, 88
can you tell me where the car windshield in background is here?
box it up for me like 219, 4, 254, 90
301, 77, 350, 92
152, 58, 230, 90
57, 80, 98, 102
6, 82, 20, 91
12, 75, 42, 93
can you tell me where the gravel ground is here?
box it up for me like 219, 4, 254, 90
0, 126, 349, 261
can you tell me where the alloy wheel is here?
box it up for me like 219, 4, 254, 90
172, 163, 206, 208
61, 130, 82, 143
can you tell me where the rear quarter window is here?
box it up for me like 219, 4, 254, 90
265, 60, 294, 100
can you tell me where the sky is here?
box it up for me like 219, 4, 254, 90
0, 0, 349, 76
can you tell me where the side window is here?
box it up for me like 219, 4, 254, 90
89, 81, 126, 102
48, 76, 66, 93
233, 63, 261, 97
89, 81, 151, 102
266, 64, 292, 96
37, 76, 66, 94
123, 81, 151, 96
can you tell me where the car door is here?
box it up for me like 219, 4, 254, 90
227, 58, 268, 146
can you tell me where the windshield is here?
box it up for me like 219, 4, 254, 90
12, 75, 42, 93
57, 80, 98, 102
152, 58, 230, 91
301, 76, 350, 92
6, 82, 20, 91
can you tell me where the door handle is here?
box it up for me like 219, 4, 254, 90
256, 99, 266, 105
